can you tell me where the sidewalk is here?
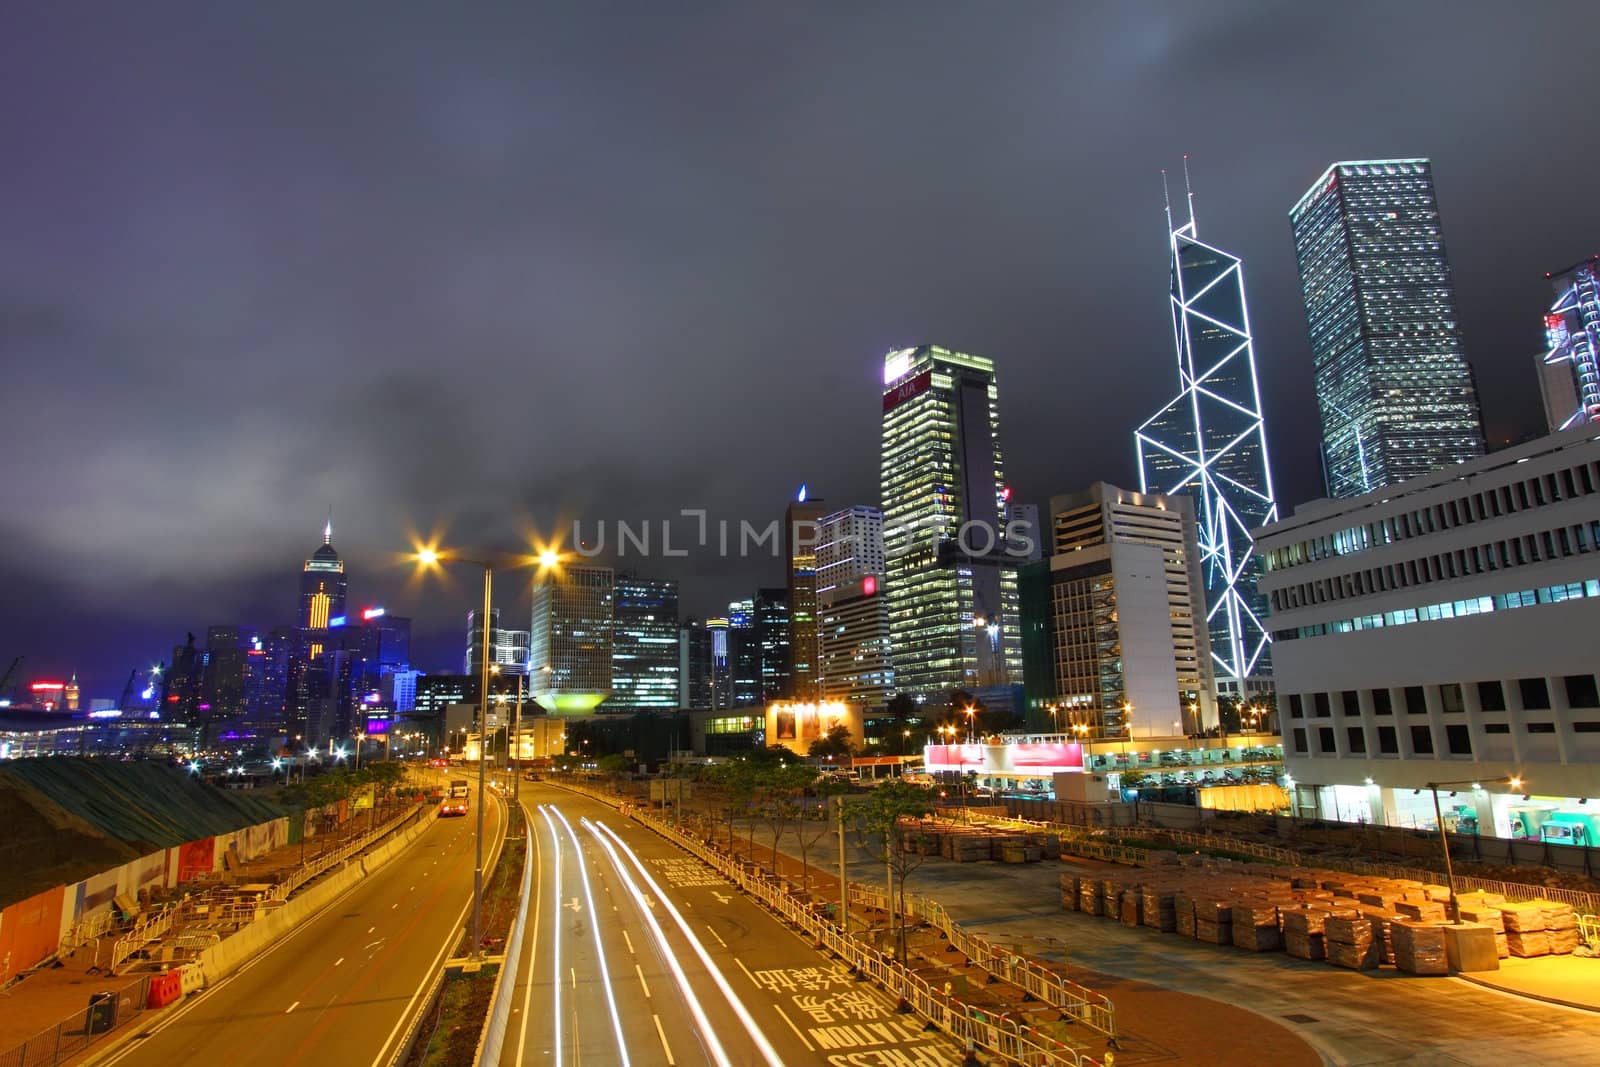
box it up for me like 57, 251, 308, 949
1458, 954, 1600, 1011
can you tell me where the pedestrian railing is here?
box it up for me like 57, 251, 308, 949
547, 782, 1105, 1067
58, 908, 121, 957
107, 904, 181, 971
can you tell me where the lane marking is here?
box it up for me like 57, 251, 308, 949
635, 962, 651, 998
735, 958, 758, 987
652, 1014, 676, 1065
539, 806, 564, 1067
334, 957, 344, 967
707, 926, 728, 948
367, 926, 376, 934
622, 930, 635, 954
285, 1001, 300, 1014
570, 967, 576, 989
773, 1005, 816, 1052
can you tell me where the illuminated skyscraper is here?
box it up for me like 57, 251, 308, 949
298, 522, 347, 631
1136, 167, 1279, 700
784, 492, 826, 701
880, 345, 1021, 702
1537, 255, 1600, 432
1289, 159, 1485, 497
753, 588, 790, 703
529, 564, 613, 715
610, 574, 680, 709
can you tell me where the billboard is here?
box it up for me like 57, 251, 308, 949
924, 742, 1084, 774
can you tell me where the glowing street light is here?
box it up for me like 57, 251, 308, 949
1425, 774, 1525, 923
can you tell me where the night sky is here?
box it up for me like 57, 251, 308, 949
4, 3, 1592, 699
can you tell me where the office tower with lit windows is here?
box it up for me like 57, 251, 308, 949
465, 608, 530, 677
298, 523, 347, 631
529, 564, 614, 714
1538, 255, 1600, 433
1019, 483, 1216, 738
679, 619, 714, 709
1289, 159, 1485, 499
1138, 172, 1279, 704
816, 506, 894, 709
610, 574, 681, 710
879, 345, 1021, 702
753, 588, 790, 702
726, 598, 762, 707
784, 492, 827, 700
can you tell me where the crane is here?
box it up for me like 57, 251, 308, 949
0, 656, 21, 704
116, 668, 139, 712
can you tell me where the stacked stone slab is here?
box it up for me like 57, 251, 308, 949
1391, 919, 1450, 975
1325, 913, 1380, 970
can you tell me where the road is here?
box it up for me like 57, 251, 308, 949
501, 782, 961, 1067
98, 780, 506, 1067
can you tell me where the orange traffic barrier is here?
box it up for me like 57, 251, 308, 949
145, 970, 182, 1009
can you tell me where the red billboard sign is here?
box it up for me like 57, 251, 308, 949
882, 370, 932, 412
924, 742, 1084, 773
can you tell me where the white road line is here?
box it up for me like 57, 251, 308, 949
635, 963, 651, 997
570, 967, 576, 989
367, 926, 376, 934
773, 1005, 815, 1052
285, 1001, 300, 1014
707, 926, 727, 948
622, 929, 635, 954
735, 957, 758, 987
514, 800, 542, 1067
334, 957, 344, 967
652, 1014, 676, 1065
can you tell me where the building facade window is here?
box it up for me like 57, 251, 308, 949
1410, 724, 1434, 754
1347, 726, 1366, 753
1372, 688, 1393, 715
1378, 726, 1398, 753
1519, 677, 1551, 710
1563, 674, 1600, 708
1477, 680, 1506, 711
1445, 724, 1471, 755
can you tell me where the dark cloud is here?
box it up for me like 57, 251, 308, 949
2, 1, 1586, 696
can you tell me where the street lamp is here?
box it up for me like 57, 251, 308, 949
964, 705, 976, 744
1426, 775, 1523, 923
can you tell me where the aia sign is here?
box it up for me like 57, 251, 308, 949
882, 370, 932, 412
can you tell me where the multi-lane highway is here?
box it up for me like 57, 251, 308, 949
98, 780, 506, 1067
502, 783, 960, 1067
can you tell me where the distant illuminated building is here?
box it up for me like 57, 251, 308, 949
63, 674, 80, 712
785, 490, 827, 701
819, 576, 894, 710
726, 598, 762, 707
879, 345, 1021, 702
753, 587, 790, 703
298, 522, 348, 631
1138, 166, 1278, 702
1288, 158, 1485, 497
465, 608, 530, 676
678, 619, 714, 709
610, 573, 681, 710
529, 564, 614, 715
765, 700, 861, 757
1537, 255, 1600, 432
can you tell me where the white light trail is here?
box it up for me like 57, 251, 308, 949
551, 806, 631, 1067
538, 806, 564, 1067
590, 819, 785, 1067
582, 819, 735, 1067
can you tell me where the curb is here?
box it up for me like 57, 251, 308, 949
1455, 973, 1600, 1013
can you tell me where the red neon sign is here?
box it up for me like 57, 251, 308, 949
31, 682, 66, 691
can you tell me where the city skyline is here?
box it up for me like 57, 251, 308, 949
5, 5, 1594, 698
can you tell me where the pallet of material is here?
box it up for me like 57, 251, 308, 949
1231, 903, 1282, 951
1457, 906, 1508, 958
1120, 893, 1143, 928
1393, 899, 1447, 922
1173, 892, 1197, 937
1506, 930, 1551, 957
1282, 907, 1344, 961
1497, 902, 1547, 933
1078, 882, 1104, 917
1325, 914, 1380, 970
1141, 887, 1177, 932
1391, 919, 1450, 975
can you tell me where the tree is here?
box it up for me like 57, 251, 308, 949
597, 753, 631, 781
808, 724, 854, 760
851, 778, 936, 963
793, 775, 846, 895
759, 764, 819, 878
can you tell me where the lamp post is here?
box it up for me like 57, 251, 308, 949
964, 705, 976, 744
1425, 774, 1522, 923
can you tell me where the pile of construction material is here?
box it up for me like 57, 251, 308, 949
1059, 858, 1587, 976
900, 821, 1060, 864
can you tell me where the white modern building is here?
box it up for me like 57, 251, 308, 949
529, 564, 614, 715
1019, 483, 1216, 739
1255, 425, 1600, 842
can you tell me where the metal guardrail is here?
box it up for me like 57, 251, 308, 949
59, 909, 120, 956
274, 805, 421, 902
1577, 913, 1600, 948
108, 905, 181, 971
555, 781, 1103, 1066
